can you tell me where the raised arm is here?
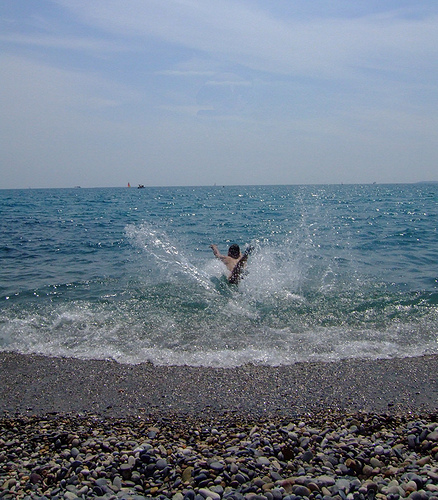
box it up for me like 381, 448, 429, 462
210, 244, 229, 261
210, 244, 236, 273
210, 244, 222, 259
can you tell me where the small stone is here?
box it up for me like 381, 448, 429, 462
292, 485, 311, 497
386, 485, 404, 496
407, 492, 428, 500
64, 492, 79, 500
76, 485, 88, 496
120, 463, 132, 480
112, 476, 122, 491
336, 479, 351, 492
365, 481, 378, 492
182, 466, 194, 483
156, 458, 168, 470
301, 450, 314, 463
229, 463, 239, 474
235, 473, 247, 484
416, 456, 430, 466
370, 458, 383, 468
148, 427, 160, 438
210, 485, 224, 496
210, 461, 224, 472
271, 488, 283, 500
2, 478, 16, 490
404, 481, 418, 493
321, 486, 332, 496
198, 487, 221, 500
315, 475, 336, 488
427, 430, 438, 441
92, 485, 105, 496
70, 460, 82, 471
362, 465, 374, 476
262, 482, 275, 491
345, 458, 358, 472
29, 472, 42, 484
407, 435, 417, 448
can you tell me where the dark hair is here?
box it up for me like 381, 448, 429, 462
228, 244, 240, 259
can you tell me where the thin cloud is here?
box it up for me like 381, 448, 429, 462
155, 70, 215, 77
0, 32, 137, 53
54, 0, 438, 79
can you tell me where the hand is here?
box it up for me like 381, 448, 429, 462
245, 245, 254, 255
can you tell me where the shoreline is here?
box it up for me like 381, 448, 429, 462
1, 352, 437, 418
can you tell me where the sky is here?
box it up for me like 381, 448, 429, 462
1, 1, 437, 188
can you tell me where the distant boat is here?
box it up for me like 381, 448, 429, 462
138, 184, 145, 189
128, 182, 131, 188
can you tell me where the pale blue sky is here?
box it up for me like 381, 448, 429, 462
1, 1, 437, 188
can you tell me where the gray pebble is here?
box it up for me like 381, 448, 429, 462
210, 461, 224, 472
156, 458, 168, 470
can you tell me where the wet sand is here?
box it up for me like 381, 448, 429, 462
0, 352, 437, 417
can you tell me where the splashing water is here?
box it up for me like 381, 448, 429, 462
1, 185, 437, 366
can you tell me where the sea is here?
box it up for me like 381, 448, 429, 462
1, 184, 437, 367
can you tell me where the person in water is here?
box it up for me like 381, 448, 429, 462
210, 243, 252, 284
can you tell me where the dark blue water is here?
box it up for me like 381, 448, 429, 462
1, 184, 437, 366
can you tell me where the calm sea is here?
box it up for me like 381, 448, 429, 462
1, 184, 437, 367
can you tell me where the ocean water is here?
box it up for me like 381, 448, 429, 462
1, 184, 437, 367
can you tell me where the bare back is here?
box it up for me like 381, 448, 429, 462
210, 244, 247, 283
210, 244, 240, 274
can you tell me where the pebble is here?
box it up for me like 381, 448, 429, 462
0, 411, 437, 499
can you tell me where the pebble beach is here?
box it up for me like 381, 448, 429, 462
1, 353, 437, 500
